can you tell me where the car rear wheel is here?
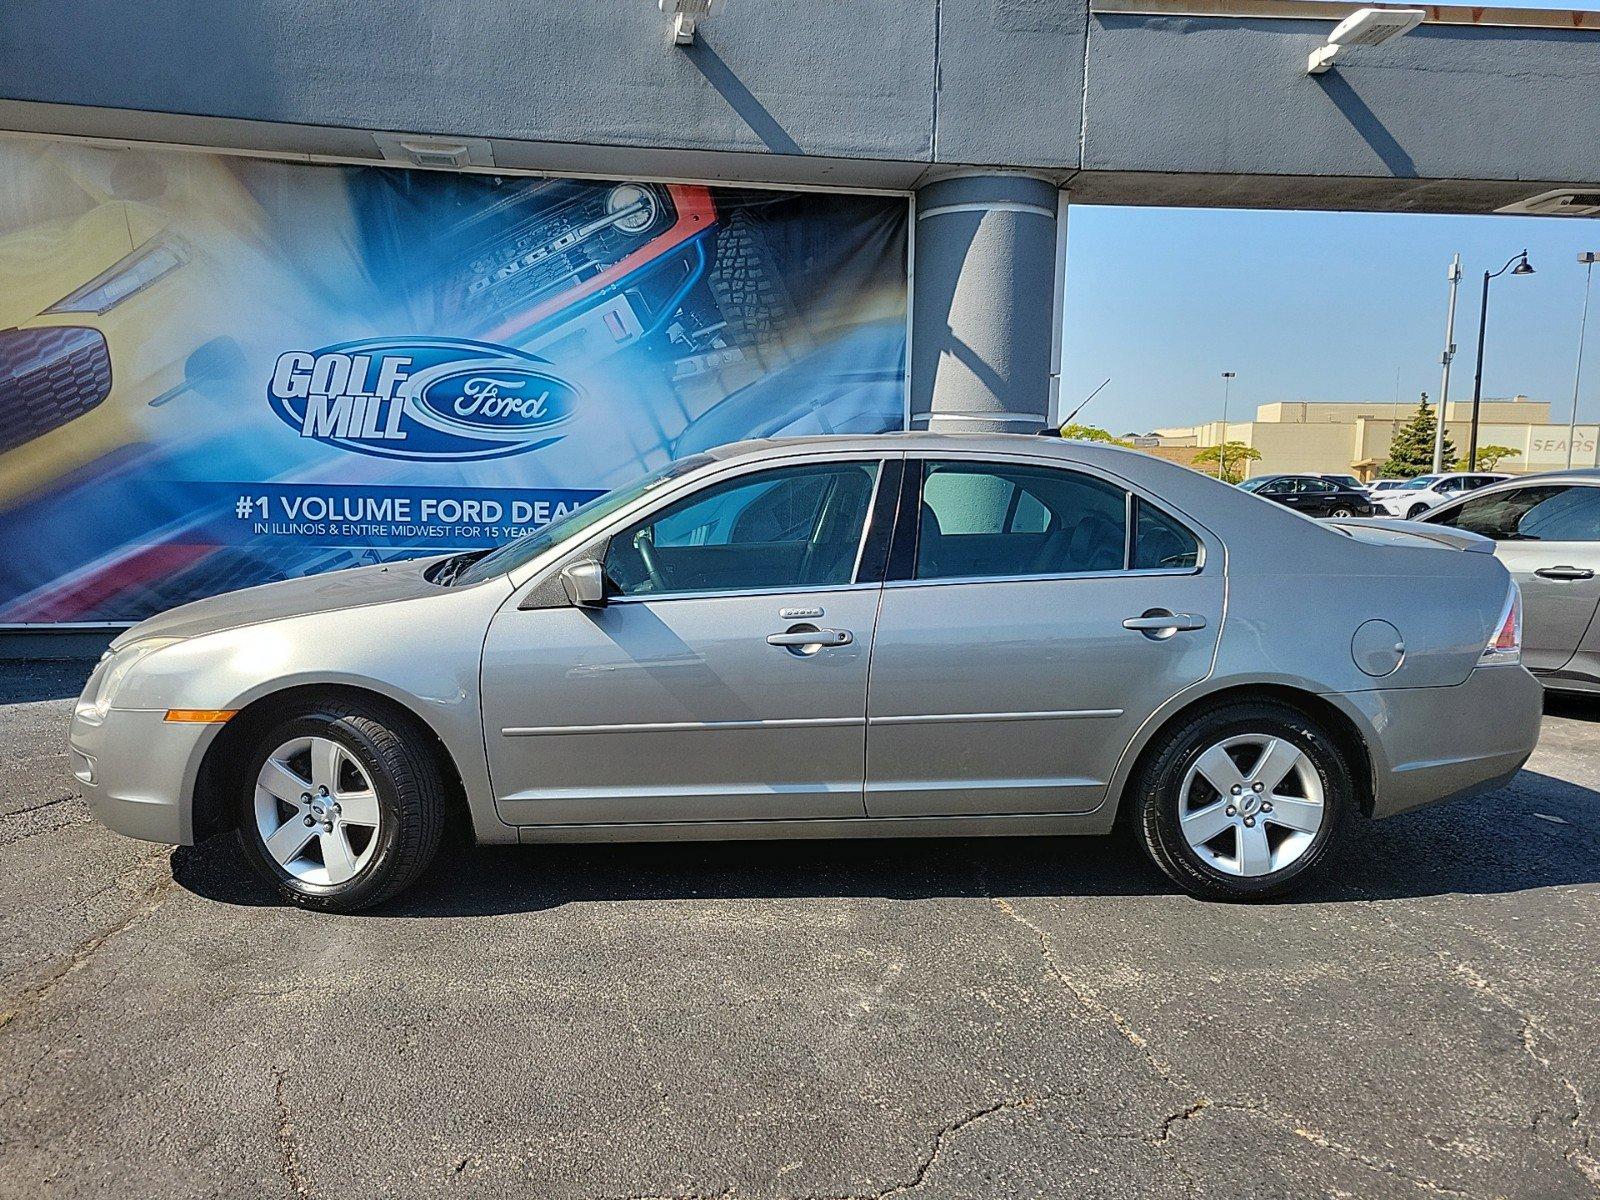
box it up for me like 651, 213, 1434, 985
1130, 701, 1353, 901
1331, 506, 1354, 518
236, 699, 444, 912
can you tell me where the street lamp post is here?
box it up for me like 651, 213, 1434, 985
1569, 252, 1598, 469
1433, 254, 1462, 473
1467, 249, 1535, 471
1218, 371, 1236, 481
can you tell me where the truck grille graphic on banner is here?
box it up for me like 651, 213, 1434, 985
0, 144, 908, 624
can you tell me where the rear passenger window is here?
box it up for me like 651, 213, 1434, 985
915, 461, 1127, 581
1132, 498, 1201, 569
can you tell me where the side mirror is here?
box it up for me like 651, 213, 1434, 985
559, 559, 608, 608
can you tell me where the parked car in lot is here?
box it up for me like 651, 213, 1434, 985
1239, 473, 1376, 518
1372, 472, 1510, 520
1423, 469, 1600, 693
71, 433, 1540, 910
1366, 479, 1408, 496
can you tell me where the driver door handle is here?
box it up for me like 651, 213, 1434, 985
1534, 565, 1596, 581
1122, 612, 1207, 633
767, 628, 853, 648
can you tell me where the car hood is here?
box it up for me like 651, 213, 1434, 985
110, 555, 454, 649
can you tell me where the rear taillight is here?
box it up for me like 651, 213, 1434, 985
1479, 585, 1523, 667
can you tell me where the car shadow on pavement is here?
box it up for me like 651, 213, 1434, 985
1544, 692, 1600, 722
170, 766, 1600, 916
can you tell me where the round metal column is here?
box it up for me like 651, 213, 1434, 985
911, 173, 1064, 433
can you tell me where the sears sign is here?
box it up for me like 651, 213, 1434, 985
267, 336, 580, 461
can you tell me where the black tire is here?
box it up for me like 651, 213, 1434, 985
235, 699, 445, 912
1407, 503, 1429, 520
1331, 506, 1354, 518
707, 208, 800, 352
1130, 700, 1354, 901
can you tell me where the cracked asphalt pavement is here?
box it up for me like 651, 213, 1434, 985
2, 657, 1599, 1199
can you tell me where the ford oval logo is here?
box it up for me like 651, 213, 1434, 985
407, 361, 578, 443
266, 336, 582, 462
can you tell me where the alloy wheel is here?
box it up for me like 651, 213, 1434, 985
1177, 734, 1325, 877
253, 735, 381, 885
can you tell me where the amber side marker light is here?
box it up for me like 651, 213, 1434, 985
163, 709, 238, 724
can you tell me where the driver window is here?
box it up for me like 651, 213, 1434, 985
605, 461, 880, 597
916, 461, 1128, 581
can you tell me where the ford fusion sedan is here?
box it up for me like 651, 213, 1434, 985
1239, 474, 1375, 518
71, 433, 1540, 911
1422, 469, 1600, 694
1372, 472, 1510, 520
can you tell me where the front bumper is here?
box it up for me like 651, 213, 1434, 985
1341, 665, 1543, 819
67, 707, 219, 845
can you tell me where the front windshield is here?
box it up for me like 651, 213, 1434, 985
1238, 478, 1268, 492
1400, 476, 1438, 490
451, 454, 714, 587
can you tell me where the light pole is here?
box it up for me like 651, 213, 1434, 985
1569, 252, 1598, 469
1218, 371, 1236, 481
1433, 253, 1462, 473
1467, 249, 1535, 471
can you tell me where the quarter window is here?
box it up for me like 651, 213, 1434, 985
915, 461, 1144, 581
605, 461, 880, 597
1132, 497, 1201, 569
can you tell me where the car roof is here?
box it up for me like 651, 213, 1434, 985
1445, 466, 1600, 491
704, 430, 1146, 464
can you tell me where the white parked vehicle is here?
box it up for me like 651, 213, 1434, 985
1366, 479, 1407, 496
1373, 472, 1511, 520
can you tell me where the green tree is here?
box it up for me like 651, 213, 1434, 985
1382, 394, 1454, 478
1193, 441, 1261, 484
1058, 423, 1132, 447
1454, 445, 1521, 472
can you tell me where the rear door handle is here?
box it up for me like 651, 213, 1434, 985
1534, 565, 1595, 581
767, 628, 853, 648
1123, 611, 1208, 638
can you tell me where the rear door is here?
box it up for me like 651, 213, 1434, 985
863, 454, 1224, 817
1429, 482, 1600, 672
1295, 477, 1337, 517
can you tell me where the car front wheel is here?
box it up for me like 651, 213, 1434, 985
236, 699, 445, 912
1130, 700, 1353, 901
1407, 503, 1430, 520
1330, 506, 1354, 518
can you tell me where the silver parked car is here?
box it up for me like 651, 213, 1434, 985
70, 433, 1541, 910
1422, 468, 1600, 694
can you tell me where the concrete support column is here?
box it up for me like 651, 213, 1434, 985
911, 173, 1065, 433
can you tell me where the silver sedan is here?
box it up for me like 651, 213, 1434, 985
1422, 467, 1600, 694
70, 433, 1542, 910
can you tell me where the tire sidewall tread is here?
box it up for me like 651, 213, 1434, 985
235, 698, 445, 912
1132, 700, 1353, 902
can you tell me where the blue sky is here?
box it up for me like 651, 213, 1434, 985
1059, 205, 1600, 434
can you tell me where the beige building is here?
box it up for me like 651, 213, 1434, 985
1154, 397, 1598, 480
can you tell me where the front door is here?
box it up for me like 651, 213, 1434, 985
482, 456, 892, 826
864, 456, 1224, 817
1429, 482, 1600, 672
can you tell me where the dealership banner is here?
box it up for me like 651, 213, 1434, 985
0, 143, 907, 623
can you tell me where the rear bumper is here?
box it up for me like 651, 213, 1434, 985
67, 707, 218, 845
1338, 665, 1542, 819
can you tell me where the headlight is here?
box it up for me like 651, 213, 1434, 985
45, 237, 186, 315
75, 637, 183, 722
605, 185, 659, 235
